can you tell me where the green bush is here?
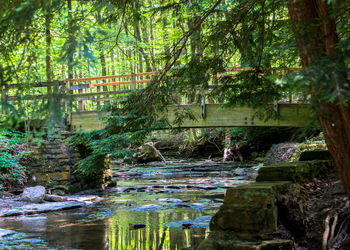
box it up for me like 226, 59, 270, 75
0, 130, 29, 196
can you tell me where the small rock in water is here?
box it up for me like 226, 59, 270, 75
199, 199, 212, 203
21, 186, 46, 203
136, 186, 147, 192
213, 198, 224, 203
166, 185, 186, 189
175, 204, 191, 208
190, 203, 204, 207
16, 216, 48, 221
0, 229, 15, 238
155, 198, 183, 203
234, 167, 245, 175
129, 223, 146, 230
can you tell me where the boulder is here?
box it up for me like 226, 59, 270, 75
21, 186, 46, 203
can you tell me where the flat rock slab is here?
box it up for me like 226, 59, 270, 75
67, 195, 103, 203
0, 229, 15, 238
155, 198, 183, 203
186, 185, 218, 190
0, 201, 86, 217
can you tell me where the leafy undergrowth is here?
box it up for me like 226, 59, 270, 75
0, 130, 32, 197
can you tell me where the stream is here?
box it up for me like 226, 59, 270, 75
0, 160, 260, 249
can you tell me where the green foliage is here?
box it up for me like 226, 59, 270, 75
0, 0, 349, 182
0, 184, 5, 199
0, 130, 28, 192
69, 90, 168, 176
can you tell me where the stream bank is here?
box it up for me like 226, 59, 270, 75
198, 159, 350, 250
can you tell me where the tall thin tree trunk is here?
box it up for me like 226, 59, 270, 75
67, 0, 73, 126
288, 0, 350, 198
100, 50, 108, 104
149, 15, 157, 71
111, 50, 116, 91
45, 13, 52, 94
141, 23, 153, 72
67, 0, 73, 81
124, 24, 135, 90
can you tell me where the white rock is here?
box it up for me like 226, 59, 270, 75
21, 186, 46, 203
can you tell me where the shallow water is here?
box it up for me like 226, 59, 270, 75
0, 161, 256, 249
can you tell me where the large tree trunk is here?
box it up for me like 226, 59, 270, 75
288, 0, 350, 197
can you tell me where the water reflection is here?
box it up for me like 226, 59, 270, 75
107, 209, 209, 249
0, 194, 213, 249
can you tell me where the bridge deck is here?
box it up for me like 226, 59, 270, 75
71, 104, 311, 131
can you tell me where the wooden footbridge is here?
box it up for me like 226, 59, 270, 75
1, 68, 311, 131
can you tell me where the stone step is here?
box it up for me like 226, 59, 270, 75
210, 182, 290, 236
256, 160, 332, 183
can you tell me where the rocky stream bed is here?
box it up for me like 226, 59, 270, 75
0, 160, 259, 249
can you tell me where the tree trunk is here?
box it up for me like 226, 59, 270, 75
67, 0, 73, 80
100, 50, 109, 105
124, 24, 135, 90
45, 13, 52, 94
149, 15, 157, 71
288, 0, 350, 197
162, 17, 170, 58
141, 22, 154, 72
110, 50, 116, 91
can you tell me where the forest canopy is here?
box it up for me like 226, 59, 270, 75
1, 1, 350, 195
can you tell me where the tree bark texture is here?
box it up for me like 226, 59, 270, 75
288, 0, 350, 197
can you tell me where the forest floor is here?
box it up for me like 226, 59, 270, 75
278, 171, 350, 249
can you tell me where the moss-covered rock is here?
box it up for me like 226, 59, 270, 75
210, 182, 291, 237
299, 150, 331, 161
256, 160, 332, 183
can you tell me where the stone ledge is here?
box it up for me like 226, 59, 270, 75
256, 160, 332, 183
210, 182, 292, 235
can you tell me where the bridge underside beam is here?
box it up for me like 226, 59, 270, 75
70, 104, 312, 131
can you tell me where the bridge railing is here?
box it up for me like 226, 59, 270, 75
0, 67, 301, 116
